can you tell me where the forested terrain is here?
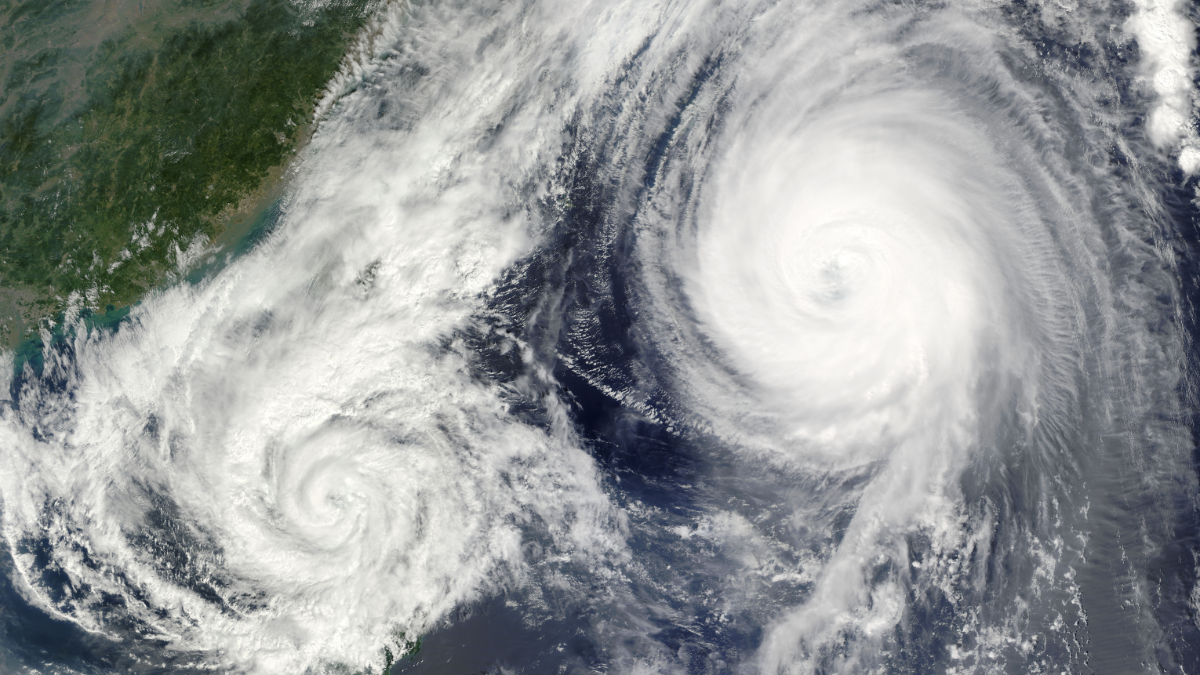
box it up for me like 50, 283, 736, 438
0, 0, 375, 344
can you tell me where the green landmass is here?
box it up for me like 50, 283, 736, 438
322, 630, 421, 675
0, 0, 377, 345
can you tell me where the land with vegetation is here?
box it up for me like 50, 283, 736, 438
0, 0, 378, 345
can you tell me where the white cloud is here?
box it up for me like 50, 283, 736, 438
1127, 0, 1200, 173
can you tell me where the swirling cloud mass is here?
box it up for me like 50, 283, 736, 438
2, 0, 1199, 673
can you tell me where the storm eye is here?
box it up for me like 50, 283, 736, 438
810, 251, 870, 304
815, 256, 850, 301
0, 0, 1195, 673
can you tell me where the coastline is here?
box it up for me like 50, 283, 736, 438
0, 0, 402, 351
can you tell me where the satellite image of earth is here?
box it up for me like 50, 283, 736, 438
1, 0, 1200, 673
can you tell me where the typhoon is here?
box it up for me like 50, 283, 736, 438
1, 0, 1199, 673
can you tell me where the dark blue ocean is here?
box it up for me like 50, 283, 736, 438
2, 0, 1200, 673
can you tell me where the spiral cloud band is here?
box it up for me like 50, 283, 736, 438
1, 0, 1199, 673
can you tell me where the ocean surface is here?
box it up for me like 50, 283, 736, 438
2, 0, 1200, 673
